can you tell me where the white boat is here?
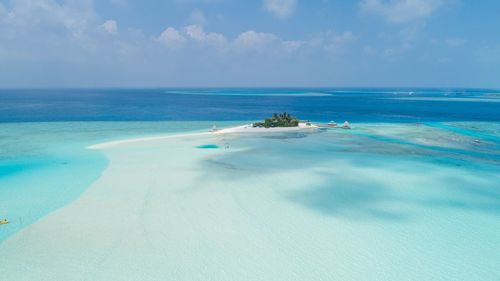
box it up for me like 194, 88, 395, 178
341, 121, 351, 129
327, 121, 337, 126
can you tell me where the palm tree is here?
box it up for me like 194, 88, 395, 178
252, 112, 299, 128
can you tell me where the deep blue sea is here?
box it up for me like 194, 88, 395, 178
1, 88, 499, 122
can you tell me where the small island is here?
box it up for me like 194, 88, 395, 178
252, 112, 300, 128
212, 113, 321, 134
210, 113, 350, 134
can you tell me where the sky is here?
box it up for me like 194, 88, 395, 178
0, 0, 499, 88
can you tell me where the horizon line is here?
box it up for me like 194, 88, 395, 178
1, 86, 499, 91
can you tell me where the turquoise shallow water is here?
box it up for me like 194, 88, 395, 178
0, 121, 499, 280
0, 121, 241, 241
196, 144, 220, 149
198, 122, 500, 279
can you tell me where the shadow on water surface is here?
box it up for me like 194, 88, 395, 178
417, 174, 500, 213
285, 167, 500, 222
259, 132, 310, 140
285, 175, 410, 221
198, 129, 500, 221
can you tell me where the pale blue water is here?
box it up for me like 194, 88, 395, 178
195, 122, 500, 279
0, 121, 240, 241
0, 88, 499, 280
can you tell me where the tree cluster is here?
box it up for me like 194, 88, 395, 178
252, 112, 299, 128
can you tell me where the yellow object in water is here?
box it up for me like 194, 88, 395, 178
0, 219, 9, 225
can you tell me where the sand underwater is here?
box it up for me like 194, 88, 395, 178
0, 121, 499, 281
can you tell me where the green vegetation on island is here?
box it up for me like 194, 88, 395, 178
252, 112, 300, 128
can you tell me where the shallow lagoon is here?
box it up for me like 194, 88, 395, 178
0, 121, 240, 241
0, 121, 499, 280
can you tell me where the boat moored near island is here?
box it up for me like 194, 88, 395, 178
317, 120, 351, 129
327, 121, 338, 126
210, 113, 352, 134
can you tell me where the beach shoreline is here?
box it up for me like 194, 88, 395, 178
88, 123, 320, 149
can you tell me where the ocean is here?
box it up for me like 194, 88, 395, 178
0, 88, 499, 280
1, 88, 500, 122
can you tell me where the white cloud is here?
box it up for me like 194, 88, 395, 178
1, 0, 97, 38
1, 0, 358, 84
155, 25, 227, 49
185, 25, 227, 48
232, 29, 356, 56
154, 25, 356, 57
282, 40, 306, 51
156, 27, 186, 48
99, 20, 118, 34
0, 0, 103, 61
263, 0, 297, 19
234, 30, 280, 49
185, 25, 206, 41
360, 0, 444, 23
329, 31, 356, 44
188, 10, 207, 25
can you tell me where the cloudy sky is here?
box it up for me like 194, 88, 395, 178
0, 0, 499, 88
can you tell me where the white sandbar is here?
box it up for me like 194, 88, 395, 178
88, 123, 319, 149
214, 123, 319, 134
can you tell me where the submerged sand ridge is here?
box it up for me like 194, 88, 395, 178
1, 132, 324, 280
1, 123, 500, 281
